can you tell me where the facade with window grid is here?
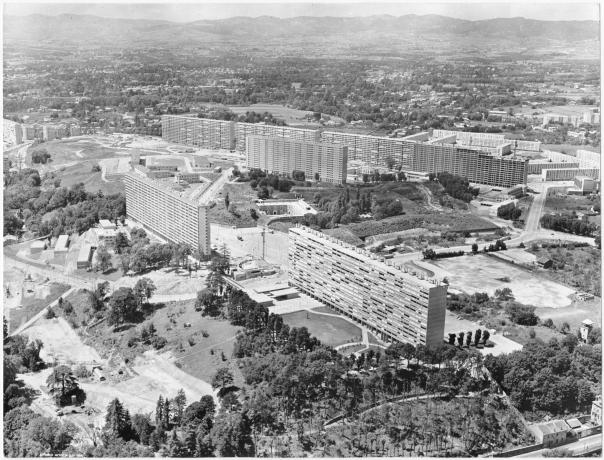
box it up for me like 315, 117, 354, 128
124, 173, 210, 255
288, 225, 447, 348
246, 135, 347, 184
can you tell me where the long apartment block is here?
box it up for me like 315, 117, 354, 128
162, 115, 236, 150
321, 130, 406, 165
124, 173, 210, 254
542, 168, 600, 181
246, 135, 348, 184
403, 142, 528, 188
161, 116, 529, 187
236, 122, 320, 151
288, 225, 447, 348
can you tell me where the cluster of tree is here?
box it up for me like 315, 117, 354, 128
504, 303, 539, 326
118, 228, 193, 274
291, 170, 306, 181
247, 170, 295, 195
540, 213, 597, 237
4, 334, 43, 416
3, 405, 77, 457
422, 248, 465, 260
127, 322, 167, 350
86, 384, 255, 457
472, 239, 507, 254
197, 109, 286, 126
106, 278, 156, 325
3, 171, 125, 237
434, 172, 479, 202
4, 334, 44, 374
45, 365, 86, 406
485, 338, 601, 416
447, 292, 493, 316
447, 329, 491, 347
31, 149, 51, 164
497, 202, 522, 221
361, 171, 406, 183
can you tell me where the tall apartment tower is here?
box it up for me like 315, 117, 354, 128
288, 226, 447, 348
124, 173, 210, 255
246, 135, 348, 184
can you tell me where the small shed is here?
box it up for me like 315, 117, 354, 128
536, 257, 553, 269
30, 240, 47, 254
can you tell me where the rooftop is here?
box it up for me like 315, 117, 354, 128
291, 225, 443, 289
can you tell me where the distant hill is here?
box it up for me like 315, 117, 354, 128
3, 14, 599, 52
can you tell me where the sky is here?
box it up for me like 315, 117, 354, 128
4, 1, 600, 22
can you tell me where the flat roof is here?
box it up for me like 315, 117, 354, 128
31, 240, 46, 248
77, 244, 94, 262
99, 219, 116, 228
55, 234, 69, 248
268, 287, 299, 297
290, 225, 442, 290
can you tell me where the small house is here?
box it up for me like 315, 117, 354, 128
30, 240, 47, 254
529, 420, 571, 447
536, 257, 553, 269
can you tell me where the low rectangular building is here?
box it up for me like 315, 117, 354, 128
30, 240, 47, 254
246, 135, 348, 184
77, 244, 95, 269
54, 234, 70, 253
99, 219, 117, 230
288, 225, 447, 347
529, 420, 571, 447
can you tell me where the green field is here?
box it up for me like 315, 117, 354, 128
544, 193, 598, 215
30, 138, 123, 165
62, 293, 245, 386
56, 161, 125, 195
206, 182, 259, 227
346, 212, 498, 239
281, 310, 362, 347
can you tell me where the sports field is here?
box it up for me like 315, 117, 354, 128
431, 254, 575, 308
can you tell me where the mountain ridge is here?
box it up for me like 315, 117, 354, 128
4, 14, 599, 52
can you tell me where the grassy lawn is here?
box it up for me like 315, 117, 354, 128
528, 245, 601, 296
281, 310, 362, 347
346, 212, 498, 239
61, 293, 244, 386
31, 138, 123, 165
544, 193, 598, 215
498, 323, 565, 346
9, 282, 71, 330
149, 299, 243, 385
206, 182, 258, 227
56, 160, 125, 195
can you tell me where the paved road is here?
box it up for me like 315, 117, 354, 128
10, 287, 77, 336
515, 433, 602, 457
196, 167, 233, 205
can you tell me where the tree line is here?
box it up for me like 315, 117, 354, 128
540, 213, 597, 237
